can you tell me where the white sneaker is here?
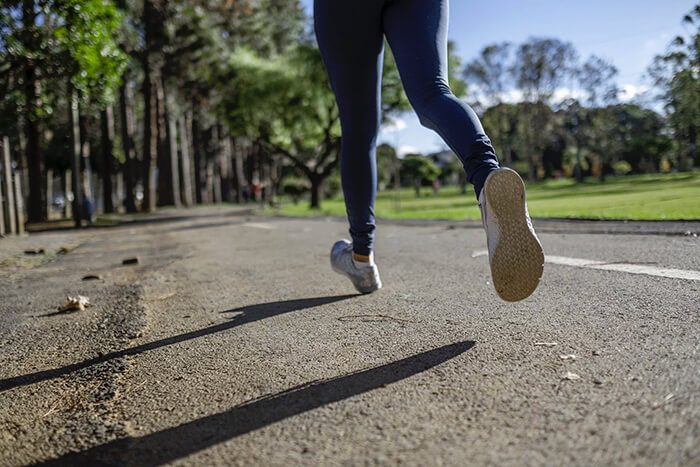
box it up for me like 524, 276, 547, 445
479, 168, 544, 301
330, 240, 382, 294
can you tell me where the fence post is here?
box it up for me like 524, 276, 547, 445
2, 136, 16, 234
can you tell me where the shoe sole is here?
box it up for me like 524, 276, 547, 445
484, 168, 544, 302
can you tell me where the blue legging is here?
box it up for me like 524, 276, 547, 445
314, 0, 500, 256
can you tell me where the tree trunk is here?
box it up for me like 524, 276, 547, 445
2, 137, 16, 233
119, 81, 138, 213
688, 126, 697, 171
63, 170, 72, 219
310, 174, 322, 209
100, 106, 115, 213
23, 0, 43, 223
233, 139, 245, 203
142, 68, 158, 212
79, 108, 94, 217
574, 144, 584, 183
219, 129, 233, 203
46, 168, 53, 219
210, 125, 221, 203
191, 109, 204, 204
156, 77, 174, 206
141, 0, 163, 212
68, 86, 82, 227
178, 115, 194, 206
167, 96, 181, 207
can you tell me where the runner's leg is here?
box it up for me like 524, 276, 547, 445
314, 0, 385, 256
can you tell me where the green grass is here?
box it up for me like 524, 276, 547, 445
265, 172, 700, 221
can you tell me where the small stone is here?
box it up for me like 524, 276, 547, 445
559, 354, 577, 361
24, 248, 45, 255
592, 378, 604, 385
562, 371, 581, 381
592, 350, 601, 356
122, 257, 139, 265
534, 342, 558, 347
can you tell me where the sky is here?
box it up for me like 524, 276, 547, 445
300, 0, 697, 155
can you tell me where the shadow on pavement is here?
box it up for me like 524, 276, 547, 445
38, 341, 475, 466
0, 295, 356, 393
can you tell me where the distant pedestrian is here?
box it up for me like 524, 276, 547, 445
318, 0, 544, 301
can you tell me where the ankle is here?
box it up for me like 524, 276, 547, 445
352, 252, 375, 268
352, 252, 371, 263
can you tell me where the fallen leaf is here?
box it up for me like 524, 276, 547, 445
58, 295, 91, 313
534, 342, 558, 347
24, 248, 45, 255
562, 371, 581, 381
559, 354, 577, 361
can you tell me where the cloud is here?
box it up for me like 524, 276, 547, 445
397, 145, 420, 158
619, 83, 650, 101
382, 118, 407, 134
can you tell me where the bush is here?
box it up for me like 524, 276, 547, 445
613, 160, 632, 176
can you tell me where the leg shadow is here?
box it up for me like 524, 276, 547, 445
38, 341, 475, 466
1, 295, 356, 392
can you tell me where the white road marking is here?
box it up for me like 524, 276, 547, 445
242, 222, 275, 230
471, 250, 700, 282
471, 249, 488, 258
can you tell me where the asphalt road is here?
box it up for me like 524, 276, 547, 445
1, 208, 698, 466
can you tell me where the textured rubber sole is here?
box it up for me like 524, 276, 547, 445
484, 168, 544, 302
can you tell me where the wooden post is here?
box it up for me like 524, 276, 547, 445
3, 136, 17, 234
14, 172, 24, 234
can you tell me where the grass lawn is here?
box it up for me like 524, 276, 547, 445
264, 172, 700, 221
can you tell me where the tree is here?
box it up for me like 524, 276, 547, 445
578, 55, 619, 107
512, 37, 577, 180
223, 45, 339, 208
224, 37, 419, 209
400, 154, 440, 197
464, 43, 515, 165
464, 42, 513, 107
649, 3, 700, 170
1, 0, 126, 223
376, 143, 399, 191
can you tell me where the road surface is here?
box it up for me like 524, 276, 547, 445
1, 208, 698, 466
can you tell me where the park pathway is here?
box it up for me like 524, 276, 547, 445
1, 208, 698, 465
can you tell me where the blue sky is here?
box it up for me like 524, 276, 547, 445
301, 0, 697, 154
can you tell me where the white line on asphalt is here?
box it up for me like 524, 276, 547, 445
242, 222, 275, 230
471, 250, 700, 282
